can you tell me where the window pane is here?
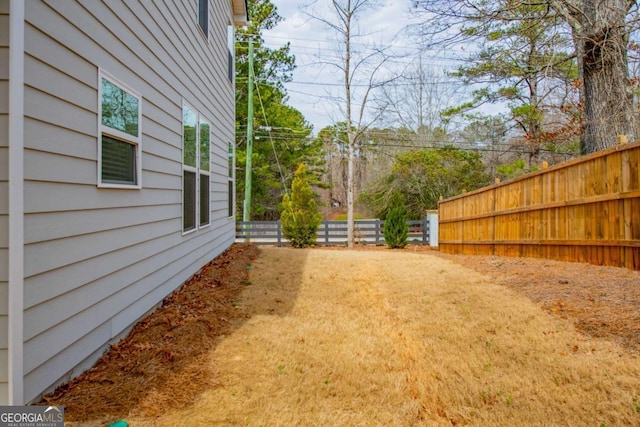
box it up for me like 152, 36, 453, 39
200, 173, 210, 226
200, 120, 210, 171
183, 106, 197, 167
228, 142, 234, 178
227, 25, 234, 82
228, 180, 234, 217
198, 0, 208, 36
228, 142, 234, 217
101, 78, 139, 137
183, 171, 196, 231
102, 135, 136, 184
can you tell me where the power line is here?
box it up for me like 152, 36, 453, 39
237, 76, 470, 89
239, 31, 426, 52
236, 37, 575, 65
254, 78, 289, 194
234, 130, 577, 156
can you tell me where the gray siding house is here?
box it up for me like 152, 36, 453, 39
0, 0, 247, 404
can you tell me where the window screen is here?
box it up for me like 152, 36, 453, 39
200, 175, 210, 226
101, 135, 136, 184
228, 142, 234, 217
183, 171, 197, 232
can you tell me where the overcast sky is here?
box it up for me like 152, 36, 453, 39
261, 1, 425, 133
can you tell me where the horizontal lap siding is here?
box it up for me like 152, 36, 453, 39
21, 0, 235, 402
0, 0, 8, 405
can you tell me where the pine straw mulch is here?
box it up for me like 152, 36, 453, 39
42, 243, 640, 423
430, 249, 640, 352
42, 243, 261, 422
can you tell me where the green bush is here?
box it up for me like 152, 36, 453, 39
280, 164, 322, 248
384, 192, 409, 249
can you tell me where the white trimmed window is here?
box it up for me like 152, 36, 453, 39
98, 71, 142, 188
228, 142, 234, 217
183, 103, 211, 233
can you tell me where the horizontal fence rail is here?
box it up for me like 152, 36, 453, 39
438, 140, 640, 270
236, 219, 430, 246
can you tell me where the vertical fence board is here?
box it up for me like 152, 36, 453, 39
438, 141, 640, 271
622, 149, 639, 192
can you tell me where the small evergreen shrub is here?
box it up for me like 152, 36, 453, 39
280, 164, 322, 248
384, 192, 408, 249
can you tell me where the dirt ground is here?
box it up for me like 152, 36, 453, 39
45, 243, 640, 425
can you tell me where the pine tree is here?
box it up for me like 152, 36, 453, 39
280, 164, 322, 248
235, 0, 325, 220
384, 192, 408, 249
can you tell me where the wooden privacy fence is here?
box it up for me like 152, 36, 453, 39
438, 140, 640, 270
236, 219, 431, 246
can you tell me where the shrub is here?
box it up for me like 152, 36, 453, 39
280, 164, 322, 248
384, 192, 408, 249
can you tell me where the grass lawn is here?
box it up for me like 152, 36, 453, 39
60, 246, 640, 426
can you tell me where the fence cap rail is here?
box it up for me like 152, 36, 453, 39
438, 139, 640, 205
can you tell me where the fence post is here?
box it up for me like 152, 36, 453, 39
277, 221, 282, 246
375, 219, 381, 245
324, 220, 329, 245
422, 217, 428, 244
427, 213, 438, 248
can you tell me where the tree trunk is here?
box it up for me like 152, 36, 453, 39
571, 31, 587, 154
580, 0, 636, 152
343, 0, 355, 248
347, 131, 355, 248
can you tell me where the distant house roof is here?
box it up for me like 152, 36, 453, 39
232, 0, 249, 26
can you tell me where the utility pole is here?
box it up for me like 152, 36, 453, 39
243, 39, 254, 237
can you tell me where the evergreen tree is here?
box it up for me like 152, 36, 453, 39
361, 146, 490, 219
280, 164, 322, 248
438, 1, 577, 164
235, 0, 325, 220
384, 192, 408, 249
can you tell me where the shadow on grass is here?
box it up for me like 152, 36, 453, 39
243, 246, 309, 318
42, 243, 309, 423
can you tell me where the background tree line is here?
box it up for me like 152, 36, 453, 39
236, 0, 640, 223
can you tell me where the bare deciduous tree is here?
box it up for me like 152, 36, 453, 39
380, 60, 458, 135
303, 0, 397, 247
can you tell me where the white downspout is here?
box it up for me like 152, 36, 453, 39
8, 0, 25, 405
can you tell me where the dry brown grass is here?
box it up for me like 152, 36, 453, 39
127, 247, 639, 426
54, 245, 640, 426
